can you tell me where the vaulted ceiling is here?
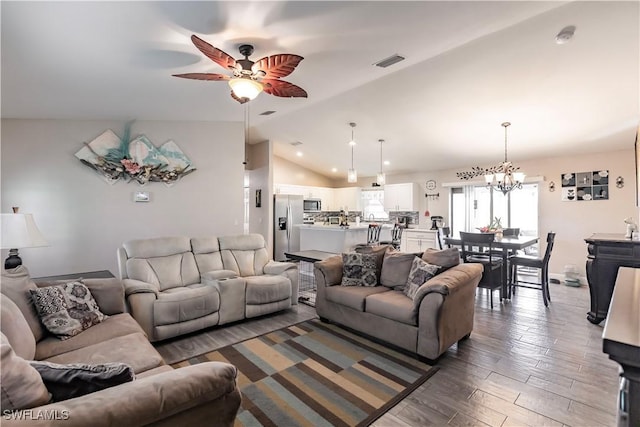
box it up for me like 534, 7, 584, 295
2, 1, 638, 178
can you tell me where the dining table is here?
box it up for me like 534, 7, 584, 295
444, 234, 539, 300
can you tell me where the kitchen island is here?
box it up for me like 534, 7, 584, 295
297, 224, 393, 253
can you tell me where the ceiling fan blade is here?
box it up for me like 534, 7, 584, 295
230, 91, 250, 104
252, 54, 304, 79
190, 35, 237, 70
262, 79, 308, 98
172, 73, 230, 81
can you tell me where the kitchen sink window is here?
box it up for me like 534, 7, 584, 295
361, 189, 389, 221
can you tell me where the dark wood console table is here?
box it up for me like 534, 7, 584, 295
585, 234, 640, 324
602, 267, 640, 425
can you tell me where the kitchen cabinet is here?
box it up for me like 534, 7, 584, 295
333, 187, 361, 212
274, 184, 360, 212
401, 229, 438, 253
384, 183, 420, 211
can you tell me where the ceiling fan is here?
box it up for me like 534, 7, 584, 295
173, 35, 307, 104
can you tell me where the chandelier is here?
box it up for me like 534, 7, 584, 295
347, 122, 357, 183
484, 122, 525, 195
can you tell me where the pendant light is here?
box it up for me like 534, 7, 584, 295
484, 122, 525, 194
347, 122, 357, 183
376, 139, 386, 185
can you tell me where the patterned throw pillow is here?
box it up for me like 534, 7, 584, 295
30, 282, 107, 340
404, 257, 440, 300
341, 253, 378, 287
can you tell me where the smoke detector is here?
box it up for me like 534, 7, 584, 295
555, 25, 576, 44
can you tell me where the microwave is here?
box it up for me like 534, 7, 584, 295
328, 216, 341, 225
303, 199, 322, 212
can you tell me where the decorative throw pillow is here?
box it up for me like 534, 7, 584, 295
29, 360, 135, 402
380, 250, 422, 290
30, 282, 107, 340
404, 257, 440, 300
354, 244, 390, 282
341, 252, 378, 287
0, 333, 51, 411
422, 247, 460, 271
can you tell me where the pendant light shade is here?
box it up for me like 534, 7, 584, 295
347, 122, 357, 183
376, 139, 386, 185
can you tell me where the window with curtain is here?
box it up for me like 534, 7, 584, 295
450, 183, 538, 238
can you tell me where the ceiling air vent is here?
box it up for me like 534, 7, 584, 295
374, 54, 405, 68
290, 141, 303, 146
259, 110, 277, 116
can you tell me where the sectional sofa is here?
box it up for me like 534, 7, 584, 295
0, 266, 241, 426
117, 233, 298, 342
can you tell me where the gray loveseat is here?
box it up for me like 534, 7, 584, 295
117, 233, 298, 342
0, 266, 241, 426
314, 247, 483, 361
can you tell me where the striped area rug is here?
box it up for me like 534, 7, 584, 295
172, 319, 438, 427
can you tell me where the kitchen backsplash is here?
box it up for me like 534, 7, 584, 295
304, 211, 420, 224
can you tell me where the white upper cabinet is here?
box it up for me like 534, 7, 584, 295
333, 187, 361, 212
384, 183, 420, 211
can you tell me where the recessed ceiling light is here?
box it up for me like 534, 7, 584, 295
555, 25, 576, 44
296, 151, 303, 157
384, 160, 390, 166
331, 168, 338, 173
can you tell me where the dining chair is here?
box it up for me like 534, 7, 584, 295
355, 223, 381, 249
380, 223, 403, 249
437, 226, 451, 250
459, 231, 504, 309
509, 232, 556, 306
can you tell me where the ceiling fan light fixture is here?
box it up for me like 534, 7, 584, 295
229, 77, 263, 100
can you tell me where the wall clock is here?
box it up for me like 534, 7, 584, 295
426, 180, 437, 190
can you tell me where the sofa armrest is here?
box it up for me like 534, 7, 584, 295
201, 270, 239, 281
123, 279, 159, 297
263, 261, 297, 275
313, 255, 343, 288
412, 263, 483, 309
1, 362, 241, 427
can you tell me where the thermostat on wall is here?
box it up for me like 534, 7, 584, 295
133, 191, 150, 202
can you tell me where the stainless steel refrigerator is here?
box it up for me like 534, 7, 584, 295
273, 194, 303, 261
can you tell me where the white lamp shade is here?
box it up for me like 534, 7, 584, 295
484, 174, 494, 184
1, 214, 48, 249
228, 78, 263, 100
513, 172, 526, 183
376, 172, 386, 186
347, 168, 358, 183
495, 172, 506, 183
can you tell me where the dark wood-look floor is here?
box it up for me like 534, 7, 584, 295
155, 283, 619, 426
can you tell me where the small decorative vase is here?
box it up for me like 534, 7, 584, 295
495, 229, 503, 240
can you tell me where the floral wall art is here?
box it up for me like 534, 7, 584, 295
561, 170, 609, 201
75, 123, 195, 186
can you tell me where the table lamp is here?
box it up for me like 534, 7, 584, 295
1, 207, 48, 270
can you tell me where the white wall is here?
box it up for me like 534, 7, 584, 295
273, 155, 339, 187
246, 141, 272, 254
1, 119, 244, 277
